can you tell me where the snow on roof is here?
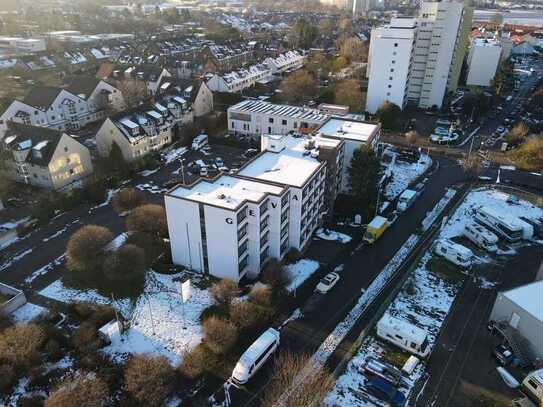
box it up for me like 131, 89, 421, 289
439, 239, 473, 256
17, 139, 32, 150
147, 110, 162, 120
378, 314, 428, 344
478, 206, 524, 229
399, 189, 417, 200
120, 118, 139, 129
238, 136, 324, 188
503, 280, 543, 322
169, 175, 284, 210
368, 216, 388, 229
318, 118, 379, 143
230, 100, 329, 123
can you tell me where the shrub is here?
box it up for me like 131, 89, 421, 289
284, 248, 303, 264
44, 339, 62, 361
0, 363, 16, 393
260, 259, 290, 289
72, 322, 100, 353
229, 301, 271, 332
200, 304, 229, 322
126, 204, 168, 237
66, 225, 113, 273
210, 279, 239, 306
83, 176, 108, 204
261, 352, 334, 407
179, 345, 207, 380
0, 323, 45, 370
111, 188, 145, 214
203, 317, 238, 355
509, 137, 543, 171
248, 286, 273, 308
124, 355, 175, 406
45, 375, 109, 407
18, 395, 45, 407
103, 244, 146, 281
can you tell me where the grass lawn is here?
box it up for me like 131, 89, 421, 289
426, 256, 464, 282
379, 341, 411, 369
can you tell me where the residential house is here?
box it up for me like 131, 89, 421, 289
1, 122, 93, 190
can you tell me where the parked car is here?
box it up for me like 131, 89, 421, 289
494, 344, 513, 366
365, 377, 406, 407
243, 148, 259, 159
315, 272, 340, 294
215, 157, 225, 167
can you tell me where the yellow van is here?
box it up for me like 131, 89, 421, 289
363, 216, 389, 244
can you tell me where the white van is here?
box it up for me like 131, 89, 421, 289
232, 328, 280, 386
522, 369, 543, 406
397, 189, 418, 212
463, 223, 498, 252
191, 134, 208, 150
434, 239, 473, 268
377, 315, 430, 358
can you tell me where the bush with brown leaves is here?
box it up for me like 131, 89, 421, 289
103, 243, 146, 281
66, 225, 113, 273
0, 323, 45, 370
126, 204, 167, 237
111, 188, 145, 214
123, 354, 175, 406
179, 345, 207, 380
45, 375, 109, 407
248, 286, 273, 308
0, 363, 16, 393
260, 259, 290, 289
203, 317, 238, 355
229, 301, 271, 332
72, 322, 101, 353
210, 278, 239, 306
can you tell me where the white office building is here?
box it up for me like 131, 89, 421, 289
165, 134, 336, 281
227, 100, 330, 137
366, 18, 417, 114
466, 38, 502, 87
366, 0, 473, 113
316, 117, 381, 193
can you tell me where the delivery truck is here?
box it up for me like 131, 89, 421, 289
363, 216, 389, 244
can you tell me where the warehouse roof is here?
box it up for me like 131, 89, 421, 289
503, 280, 543, 322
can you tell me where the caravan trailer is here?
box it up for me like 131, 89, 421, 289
475, 206, 524, 242
434, 239, 473, 268
376, 315, 430, 358
522, 369, 543, 406
463, 223, 499, 252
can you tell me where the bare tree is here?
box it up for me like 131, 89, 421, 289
279, 69, 318, 104
45, 375, 109, 407
124, 355, 175, 405
405, 130, 419, 145
210, 278, 239, 306
179, 345, 206, 380
334, 80, 364, 113
66, 225, 113, 273
261, 352, 334, 407
338, 36, 368, 62
0, 323, 45, 370
462, 155, 482, 180
203, 317, 238, 354
118, 79, 149, 109
507, 121, 530, 144
111, 188, 145, 214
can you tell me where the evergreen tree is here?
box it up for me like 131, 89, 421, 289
347, 146, 381, 221
376, 102, 402, 130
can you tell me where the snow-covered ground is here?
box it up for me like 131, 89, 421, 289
40, 271, 213, 366
439, 187, 543, 240
315, 228, 352, 244
384, 153, 432, 200
10, 302, 47, 323
286, 259, 320, 292
324, 252, 460, 406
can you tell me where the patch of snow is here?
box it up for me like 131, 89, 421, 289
105, 233, 129, 251
315, 228, 352, 244
25, 254, 65, 284
285, 259, 320, 292
384, 154, 432, 200
421, 188, 457, 232
163, 146, 188, 164
0, 247, 34, 272
103, 272, 213, 366
10, 302, 47, 323
91, 188, 120, 210
138, 168, 160, 177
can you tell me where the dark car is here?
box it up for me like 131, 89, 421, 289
243, 148, 259, 159
493, 344, 513, 366
365, 377, 406, 407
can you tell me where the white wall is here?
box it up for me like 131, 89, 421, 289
466, 42, 501, 87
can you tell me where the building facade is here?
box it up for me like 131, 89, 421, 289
96, 95, 193, 162
0, 78, 124, 140
165, 134, 341, 281
466, 38, 502, 87
2, 123, 93, 190
227, 100, 330, 137
366, 0, 473, 113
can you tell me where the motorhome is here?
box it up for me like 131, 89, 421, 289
463, 223, 499, 252
397, 189, 418, 212
191, 133, 209, 150
522, 369, 543, 406
376, 315, 431, 358
232, 328, 280, 386
434, 239, 473, 268
475, 206, 524, 242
